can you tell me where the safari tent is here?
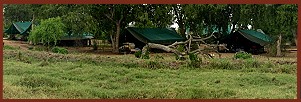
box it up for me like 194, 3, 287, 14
222, 29, 273, 54
5, 21, 32, 35
4, 21, 32, 40
57, 32, 94, 46
121, 27, 185, 49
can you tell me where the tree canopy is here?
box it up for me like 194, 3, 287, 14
29, 17, 66, 47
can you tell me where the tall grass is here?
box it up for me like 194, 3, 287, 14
3, 48, 297, 99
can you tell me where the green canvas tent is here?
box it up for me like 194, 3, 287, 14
222, 29, 273, 54
58, 32, 94, 46
125, 27, 185, 46
122, 27, 185, 49
5, 21, 32, 35
238, 29, 273, 46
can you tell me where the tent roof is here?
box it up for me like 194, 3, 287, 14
237, 29, 273, 46
126, 27, 185, 44
5, 21, 32, 35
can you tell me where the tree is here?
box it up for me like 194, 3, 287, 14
134, 4, 173, 28
3, 4, 34, 28
246, 4, 297, 56
29, 17, 66, 49
172, 4, 187, 37
89, 4, 136, 53
90, 4, 174, 53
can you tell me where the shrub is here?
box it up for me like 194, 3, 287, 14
92, 41, 98, 50
134, 50, 142, 58
141, 50, 150, 59
188, 53, 201, 68
176, 45, 185, 52
234, 51, 252, 59
51, 47, 68, 54
29, 17, 66, 48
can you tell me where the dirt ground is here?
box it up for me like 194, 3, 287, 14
3, 39, 118, 55
3, 39, 297, 58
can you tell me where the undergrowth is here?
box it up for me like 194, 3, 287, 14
3, 48, 297, 99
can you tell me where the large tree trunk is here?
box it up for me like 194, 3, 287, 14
295, 39, 297, 46
112, 22, 121, 53
276, 34, 282, 57
178, 22, 186, 38
292, 29, 297, 46
142, 43, 185, 58
110, 30, 116, 52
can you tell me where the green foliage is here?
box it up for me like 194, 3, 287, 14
29, 17, 66, 47
141, 50, 150, 59
134, 50, 142, 58
92, 41, 98, 50
188, 53, 201, 68
176, 45, 185, 52
4, 45, 18, 50
234, 51, 252, 59
51, 47, 68, 54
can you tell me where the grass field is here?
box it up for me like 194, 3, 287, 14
3, 45, 297, 99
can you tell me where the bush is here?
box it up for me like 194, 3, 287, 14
51, 47, 68, 54
134, 50, 142, 58
188, 53, 201, 68
234, 51, 252, 59
141, 50, 150, 59
92, 40, 98, 50
176, 45, 185, 52
29, 17, 66, 47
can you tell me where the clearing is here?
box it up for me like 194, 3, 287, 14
3, 39, 297, 99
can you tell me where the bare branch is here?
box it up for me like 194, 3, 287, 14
192, 32, 216, 41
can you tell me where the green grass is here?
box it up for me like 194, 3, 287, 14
4, 45, 20, 50
3, 48, 297, 99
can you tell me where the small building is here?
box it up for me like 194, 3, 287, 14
121, 27, 186, 49
221, 29, 273, 54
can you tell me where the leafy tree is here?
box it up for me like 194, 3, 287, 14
172, 4, 187, 37
89, 4, 135, 53
3, 4, 34, 28
29, 17, 66, 49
